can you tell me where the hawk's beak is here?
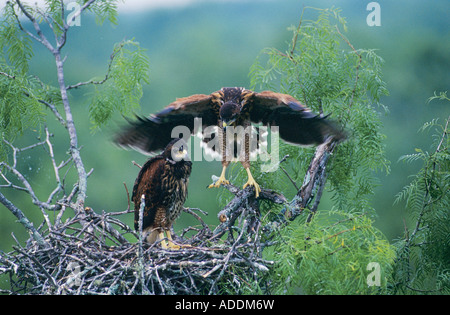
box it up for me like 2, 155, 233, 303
171, 142, 190, 161
175, 148, 188, 160
222, 118, 236, 130
221, 121, 227, 132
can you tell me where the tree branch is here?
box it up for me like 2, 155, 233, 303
66, 39, 126, 90
11, 0, 91, 216
57, 0, 96, 50
0, 141, 61, 214
15, 0, 55, 52
0, 192, 49, 249
288, 137, 337, 221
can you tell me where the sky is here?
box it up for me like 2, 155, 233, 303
0, 0, 264, 13
117, 0, 203, 12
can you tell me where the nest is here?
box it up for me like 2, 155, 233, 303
0, 187, 278, 295
1, 139, 336, 295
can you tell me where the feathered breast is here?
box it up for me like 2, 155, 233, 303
133, 156, 192, 231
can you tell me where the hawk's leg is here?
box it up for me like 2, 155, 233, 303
241, 124, 261, 198
243, 167, 261, 198
209, 125, 231, 188
157, 231, 169, 249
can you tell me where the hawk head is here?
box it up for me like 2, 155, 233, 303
164, 138, 190, 163
219, 101, 240, 128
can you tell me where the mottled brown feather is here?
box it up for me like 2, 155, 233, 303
245, 91, 345, 145
132, 139, 192, 237
115, 94, 217, 153
115, 87, 345, 155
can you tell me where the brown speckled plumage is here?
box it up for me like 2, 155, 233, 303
132, 139, 191, 246
117, 87, 345, 198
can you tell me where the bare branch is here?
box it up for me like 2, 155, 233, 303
54, 48, 88, 214
15, 0, 55, 52
278, 154, 300, 191
0, 138, 61, 214
0, 71, 16, 80
287, 138, 337, 221
66, 40, 122, 90
58, 0, 96, 50
0, 192, 49, 249
38, 99, 67, 128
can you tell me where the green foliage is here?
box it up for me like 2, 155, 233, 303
246, 7, 395, 294
0, 3, 41, 148
0, 4, 33, 75
0, 72, 44, 143
88, 39, 150, 131
44, 0, 120, 27
249, 7, 390, 214
392, 93, 449, 294
265, 210, 395, 294
87, 0, 122, 26
0, 1, 149, 144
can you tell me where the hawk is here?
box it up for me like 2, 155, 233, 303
132, 138, 192, 249
116, 87, 344, 198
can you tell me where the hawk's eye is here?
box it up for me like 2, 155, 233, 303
179, 145, 184, 152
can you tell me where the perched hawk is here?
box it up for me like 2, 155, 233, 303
132, 138, 192, 249
117, 87, 344, 198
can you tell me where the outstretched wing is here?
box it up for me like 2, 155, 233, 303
246, 91, 345, 145
114, 94, 218, 153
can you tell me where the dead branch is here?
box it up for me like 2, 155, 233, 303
288, 137, 337, 222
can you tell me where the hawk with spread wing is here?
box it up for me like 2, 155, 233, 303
116, 87, 344, 197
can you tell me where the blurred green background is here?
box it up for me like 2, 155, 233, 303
0, 0, 449, 254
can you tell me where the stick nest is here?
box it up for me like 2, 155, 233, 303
1, 139, 335, 295
0, 190, 277, 295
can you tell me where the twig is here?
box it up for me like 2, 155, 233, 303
0, 71, 16, 79
66, 39, 126, 90
208, 207, 255, 294
38, 99, 67, 128
132, 161, 142, 169
137, 194, 147, 294
123, 182, 131, 211
278, 154, 299, 191
16, 0, 55, 52
289, 5, 307, 57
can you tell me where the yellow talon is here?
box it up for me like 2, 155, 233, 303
208, 176, 230, 188
208, 166, 230, 188
166, 230, 181, 250
155, 230, 190, 250
243, 168, 261, 198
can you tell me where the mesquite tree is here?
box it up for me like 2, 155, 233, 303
0, 0, 148, 241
